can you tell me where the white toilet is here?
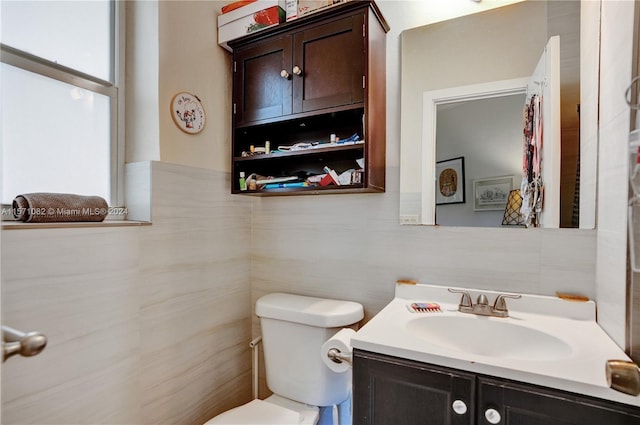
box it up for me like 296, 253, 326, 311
205, 292, 364, 425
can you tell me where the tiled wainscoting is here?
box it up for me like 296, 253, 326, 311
1, 163, 601, 424
1, 162, 252, 425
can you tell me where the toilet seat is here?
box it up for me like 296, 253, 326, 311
204, 396, 319, 425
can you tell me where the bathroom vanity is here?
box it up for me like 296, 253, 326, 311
353, 350, 639, 424
350, 283, 640, 424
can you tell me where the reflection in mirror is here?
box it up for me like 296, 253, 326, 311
399, 0, 586, 228
435, 94, 525, 227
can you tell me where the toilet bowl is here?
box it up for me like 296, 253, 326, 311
204, 293, 364, 425
204, 394, 319, 425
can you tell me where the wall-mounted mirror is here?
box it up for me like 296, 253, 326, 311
399, 0, 590, 228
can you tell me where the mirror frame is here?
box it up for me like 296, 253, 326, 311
421, 78, 529, 225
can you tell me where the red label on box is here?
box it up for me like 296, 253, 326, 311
253, 6, 284, 27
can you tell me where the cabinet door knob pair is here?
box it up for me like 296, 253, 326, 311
280, 66, 303, 79
452, 400, 502, 424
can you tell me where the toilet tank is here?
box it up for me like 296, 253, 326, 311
256, 293, 364, 407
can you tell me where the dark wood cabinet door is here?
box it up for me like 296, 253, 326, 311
292, 13, 365, 114
478, 377, 640, 425
233, 36, 293, 125
353, 350, 475, 425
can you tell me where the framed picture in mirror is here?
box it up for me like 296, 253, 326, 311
436, 157, 465, 205
473, 176, 513, 211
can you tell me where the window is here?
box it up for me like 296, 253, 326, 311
1, 0, 124, 206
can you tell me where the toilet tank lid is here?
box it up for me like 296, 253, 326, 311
256, 293, 364, 327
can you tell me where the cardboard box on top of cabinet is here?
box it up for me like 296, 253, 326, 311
218, 0, 286, 51
285, 0, 352, 21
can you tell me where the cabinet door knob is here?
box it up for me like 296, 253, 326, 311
292, 65, 303, 76
451, 399, 467, 415
280, 69, 290, 79
484, 408, 502, 424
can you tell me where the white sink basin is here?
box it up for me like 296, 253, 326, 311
351, 283, 639, 406
406, 315, 574, 361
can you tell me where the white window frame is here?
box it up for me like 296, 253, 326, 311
0, 0, 126, 208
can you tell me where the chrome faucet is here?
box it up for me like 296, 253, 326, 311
448, 289, 521, 318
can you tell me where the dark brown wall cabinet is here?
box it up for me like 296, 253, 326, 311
353, 350, 640, 425
228, 1, 388, 195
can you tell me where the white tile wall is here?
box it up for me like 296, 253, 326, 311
138, 162, 252, 424
124, 161, 152, 221
594, 0, 636, 347
2, 227, 142, 425
579, 0, 601, 230
0, 160, 606, 424
1, 162, 252, 425
252, 168, 598, 323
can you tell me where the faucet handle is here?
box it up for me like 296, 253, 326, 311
493, 293, 522, 312
448, 288, 473, 308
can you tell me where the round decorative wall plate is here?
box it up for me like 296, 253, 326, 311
171, 92, 206, 134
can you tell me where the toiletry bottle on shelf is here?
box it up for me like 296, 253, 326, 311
239, 172, 247, 191
265, 140, 271, 154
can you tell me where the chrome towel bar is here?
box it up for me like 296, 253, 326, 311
2, 325, 47, 362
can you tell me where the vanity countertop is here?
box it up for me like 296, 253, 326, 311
351, 283, 640, 407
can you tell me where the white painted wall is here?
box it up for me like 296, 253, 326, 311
158, 1, 232, 171
125, 0, 161, 163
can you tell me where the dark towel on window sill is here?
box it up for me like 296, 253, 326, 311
12, 193, 109, 223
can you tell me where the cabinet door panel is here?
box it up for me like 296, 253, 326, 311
478, 377, 640, 425
234, 36, 292, 124
293, 14, 365, 113
353, 351, 474, 425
